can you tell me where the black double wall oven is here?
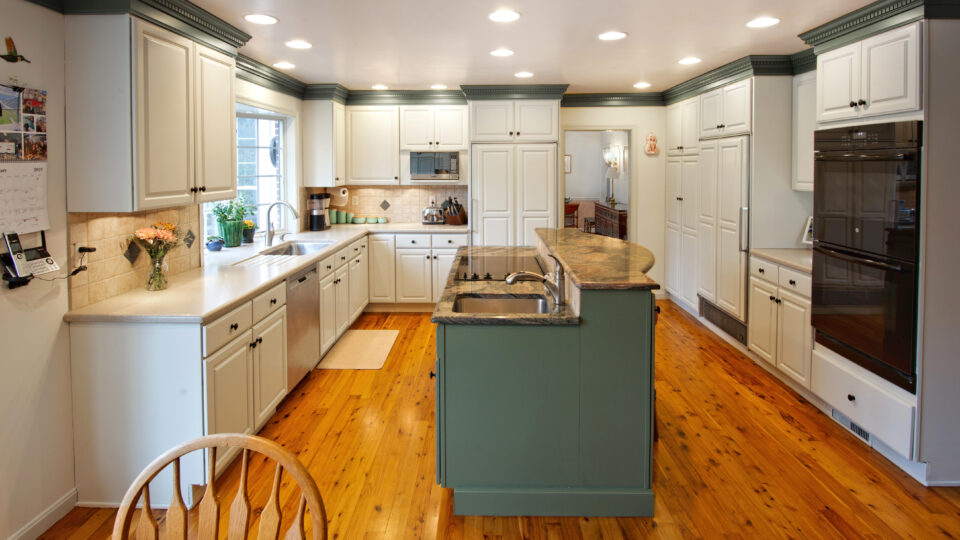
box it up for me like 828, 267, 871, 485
812, 121, 921, 393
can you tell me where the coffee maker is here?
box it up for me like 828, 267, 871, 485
309, 193, 331, 231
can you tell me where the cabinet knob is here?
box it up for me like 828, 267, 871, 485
394, 176, 399, 180
341, 256, 346, 260
426, 254, 430, 259
250, 342, 257, 349
447, 240, 453, 244
775, 298, 781, 304
849, 101, 858, 108
719, 124, 725, 129
857, 99, 867, 106
677, 197, 683, 201
678, 145, 683, 150
199, 186, 206, 192
789, 279, 796, 286
716, 124, 722, 129
847, 394, 856, 402
335, 177, 339, 181
257, 337, 263, 344
327, 265, 332, 270
758, 267, 765, 273
509, 131, 514, 136
435, 141, 440, 145
354, 247, 359, 252
429, 371, 436, 379
769, 295, 776, 301
270, 298, 277, 305
434, 255, 438, 259
428, 141, 433, 145
190, 187, 198, 193
230, 323, 239, 331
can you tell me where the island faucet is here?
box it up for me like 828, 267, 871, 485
264, 201, 300, 247
506, 253, 565, 308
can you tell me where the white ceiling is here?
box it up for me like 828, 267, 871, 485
194, 0, 873, 93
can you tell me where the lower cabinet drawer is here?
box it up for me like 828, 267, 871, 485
778, 267, 811, 298
750, 256, 779, 284
203, 302, 253, 357
396, 234, 430, 249
432, 234, 467, 248
252, 282, 286, 322
335, 247, 352, 268
318, 256, 335, 280
811, 347, 915, 458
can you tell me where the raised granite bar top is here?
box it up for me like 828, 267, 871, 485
536, 228, 659, 290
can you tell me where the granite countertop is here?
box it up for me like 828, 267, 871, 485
64, 223, 468, 324
750, 248, 813, 273
431, 247, 580, 326
536, 228, 659, 290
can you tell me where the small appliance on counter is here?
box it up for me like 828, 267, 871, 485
422, 201, 445, 225
309, 193, 331, 231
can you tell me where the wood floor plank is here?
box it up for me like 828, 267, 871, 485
41, 303, 960, 539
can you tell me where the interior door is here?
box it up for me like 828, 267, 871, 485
194, 44, 236, 202
716, 137, 748, 320
473, 145, 515, 246
817, 43, 861, 123
516, 144, 556, 246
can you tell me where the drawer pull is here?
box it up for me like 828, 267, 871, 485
429, 371, 436, 379
257, 337, 263, 344
354, 247, 359, 252
341, 256, 346, 261
270, 298, 277, 305
789, 279, 796, 286
326, 264, 332, 270
758, 267, 765, 273
249, 341, 257, 349
230, 323, 239, 331
847, 394, 856, 402
447, 240, 453, 244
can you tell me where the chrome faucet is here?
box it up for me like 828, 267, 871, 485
264, 201, 300, 247
506, 254, 565, 308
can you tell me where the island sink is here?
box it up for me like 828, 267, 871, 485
452, 294, 550, 314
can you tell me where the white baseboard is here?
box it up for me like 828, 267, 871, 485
9, 488, 77, 540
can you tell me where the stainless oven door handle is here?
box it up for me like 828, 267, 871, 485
813, 245, 904, 272
739, 207, 749, 252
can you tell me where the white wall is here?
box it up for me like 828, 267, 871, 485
0, 1, 77, 538
563, 131, 604, 200
561, 107, 666, 285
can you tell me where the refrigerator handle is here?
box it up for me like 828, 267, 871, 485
739, 207, 749, 252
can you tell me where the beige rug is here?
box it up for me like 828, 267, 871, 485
317, 329, 399, 370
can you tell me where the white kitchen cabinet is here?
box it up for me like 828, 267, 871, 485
817, 22, 920, 123
369, 235, 397, 302
747, 277, 779, 365
349, 246, 369, 322
335, 265, 351, 335
664, 224, 681, 298
304, 101, 347, 187
320, 270, 338, 354
347, 106, 400, 184
516, 145, 557, 246
714, 137, 748, 321
470, 100, 558, 142
252, 307, 287, 430
666, 96, 700, 156
401, 105, 468, 150
432, 249, 459, 301
777, 289, 812, 386
697, 142, 718, 303
792, 71, 816, 192
203, 330, 254, 472
699, 79, 752, 139
65, 15, 236, 212
663, 154, 699, 307
396, 248, 433, 302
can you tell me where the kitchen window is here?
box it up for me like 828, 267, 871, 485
202, 112, 287, 237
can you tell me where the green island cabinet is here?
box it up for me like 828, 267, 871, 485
434, 288, 656, 516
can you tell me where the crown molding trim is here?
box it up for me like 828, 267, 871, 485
798, 0, 927, 53
303, 84, 350, 103
561, 93, 665, 107
344, 90, 468, 105
460, 84, 570, 100
791, 49, 818, 74
235, 55, 307, 99
662, 55, 794, 104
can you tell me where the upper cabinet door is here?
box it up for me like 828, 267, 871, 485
194, 44, 236, 203
680, 97, 700, 154
721, 78, 752, 136
817, 42, 862, 123
133, 19, 196, 210
515, 144, 557, 246
515, 100, 559, 142
347, 106, 400, 184
471, 101, 515, 142
699, 89, 723, 140
435, 106, 469, 150
400, 105, 435, 151
334, 103, 346, 186
665, 157, 682, 227
792, 72, 816, 192
665, 103, 683, 156
860, 22, 920, 118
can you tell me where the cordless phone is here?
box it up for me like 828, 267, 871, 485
3, 231, 32, 278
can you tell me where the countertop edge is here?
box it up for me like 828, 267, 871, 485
750, 248, 813, 274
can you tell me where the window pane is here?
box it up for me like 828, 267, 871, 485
237, 117, 256, 138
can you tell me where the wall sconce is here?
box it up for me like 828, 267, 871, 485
603, 145, 622, 172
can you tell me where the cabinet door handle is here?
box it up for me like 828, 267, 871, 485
849, 101, 858, 108
426, 254, 430, 259
354, 247, 359, 252
394, 176, 399, 180
847, 394, 856, 402
435, 141, 440, 145
769, 295, 776, 301
509, 131, 514, 136
270, 298, 277, 305
190, 186, 198, 193
257, 337, 263, 344
250, 341, 257, 349
789, 279, 796, 286
199, 186, 206, 192
429, 371, 436, 379
775, 298, 782, 304
719, 124, 725, 129
230, 323, 239, 331
677, 197, 683, 201
857, 99, 867, 106
341, 256, 346, 260
447, 240, 453, 244
758, 267, 764, 274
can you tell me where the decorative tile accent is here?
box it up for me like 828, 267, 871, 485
380, 200, 391, 210
183, 229, 196, 248
123, 241, 141, 265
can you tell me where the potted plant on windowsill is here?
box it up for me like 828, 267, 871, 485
242, 220, 256, 244
212, 199, 253, 248
205, 235, 225, 251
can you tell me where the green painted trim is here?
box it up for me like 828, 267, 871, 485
24, 0, 65, 11
235, 55, 307, 99
460, 84, 569, 100
791, 48, 818, 74
814, 6, 924, 54
799, 0, 925, 49
452, 488, 655, 517
561, 93, 665, 107
662, 55, 793, 105
303, 84, 350, 104
345, 89, 468, 105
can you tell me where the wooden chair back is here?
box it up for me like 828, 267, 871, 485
112, 433, 327, 540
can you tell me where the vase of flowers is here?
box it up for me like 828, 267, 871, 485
242, 220, 256, 244
212, 199, 254, 248
132, 222, 183, 291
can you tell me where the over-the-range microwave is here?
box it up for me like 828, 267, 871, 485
409, 151, 459, 182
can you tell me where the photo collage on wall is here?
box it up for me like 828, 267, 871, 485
0, 84, 46, 161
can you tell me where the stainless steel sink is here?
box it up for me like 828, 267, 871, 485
261, 241, 332, 256
452, 294, 551, 314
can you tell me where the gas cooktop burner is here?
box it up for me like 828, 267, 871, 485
454, 255, 543, 281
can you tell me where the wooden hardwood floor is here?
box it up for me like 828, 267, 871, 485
42, 302, 960, 539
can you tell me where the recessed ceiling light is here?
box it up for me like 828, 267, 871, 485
678, 56, 702, 65
746, 16, 780, 28
633, 81, 651, 89
514, 71, 534, 78
431, 84, 448, 90
272, 61, 295, 69
372, 84, 389, 90
285, 39, 312, 49
490, 48, 514, 57
244, 13, 277, 25
489, 9, 520, 23
598, 31, 628, 41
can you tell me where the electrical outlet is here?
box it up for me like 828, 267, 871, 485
429, 196, 437, 206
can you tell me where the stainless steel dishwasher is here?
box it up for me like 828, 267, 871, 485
286, 265, 320, 391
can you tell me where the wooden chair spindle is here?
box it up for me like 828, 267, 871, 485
165, 458, 188, 540
135, 485, 159, 540
283, 495, 308, 540
257, 463, 284, 540
227, 449, 251, 540
197, 446, 220, 538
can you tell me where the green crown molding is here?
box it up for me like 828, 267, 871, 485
561, 93, 665, 107
662, 55, 793, 105
798, 0, 926, 53
303, 84, 350, 104
791, 49, 817, 74
460, 85, 570, 100
345, 89, 468, 106
235, 55, 307, 99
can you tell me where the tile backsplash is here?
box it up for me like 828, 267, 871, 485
303, 185, 468, 226
67, 206, 202, 309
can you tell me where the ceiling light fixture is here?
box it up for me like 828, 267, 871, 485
598, 31, 627, 41
372, 84, 389, 90
514, 71, 534, 78
285, 39, 312, 49
633, 81, 651, 89
490, 48, 515, 57
272, 61, 295, 69
244, 13, 277, 25
431, 84, 448, 90
678, 56, 702, 65
746, 16, 780, 28
489, 9, 520, 22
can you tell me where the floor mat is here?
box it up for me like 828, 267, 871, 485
316, 329, 399, 370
